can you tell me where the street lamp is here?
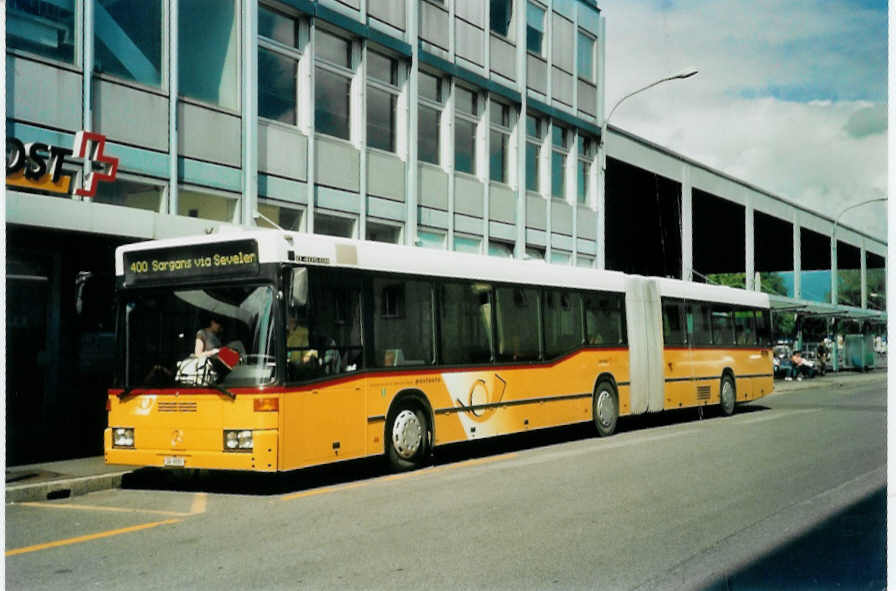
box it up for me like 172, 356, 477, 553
828, 195, 886, 371
595, 68, 699, 269
830, 196, 887, 306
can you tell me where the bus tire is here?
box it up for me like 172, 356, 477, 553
386, 404, 430, 472
720, 374, 736, 416
593, 379, 618, 437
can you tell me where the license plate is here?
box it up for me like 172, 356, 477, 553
163, 456, 185, 467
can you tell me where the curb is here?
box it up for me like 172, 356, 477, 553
772, 371, 886, 394
6, 470, 134, 503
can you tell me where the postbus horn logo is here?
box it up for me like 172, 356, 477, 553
6, 131, 119, 198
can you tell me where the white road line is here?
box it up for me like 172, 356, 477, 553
736, 408, 822, 425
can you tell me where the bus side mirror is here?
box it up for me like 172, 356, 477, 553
291, 268, 308, 307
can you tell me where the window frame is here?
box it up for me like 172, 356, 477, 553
454, 83, 481, 176
576, 28, 596, 83
576, 133, 595, 205
526, 0, 547, 57
258, 12, 305, 127
551, 122, 569, 200
314, 27, 356, 141
366, 48, 402, 153
525, 112, 544, 193
418, 69, 445, 166
488, 97, 513, 185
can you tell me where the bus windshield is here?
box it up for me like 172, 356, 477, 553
123, 284, 276, 388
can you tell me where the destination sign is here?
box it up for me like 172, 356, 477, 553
123, 239, 260, 286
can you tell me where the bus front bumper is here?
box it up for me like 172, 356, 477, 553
104, 429, 278, 472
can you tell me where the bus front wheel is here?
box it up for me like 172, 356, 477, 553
720, 374, 736, 416
593, 380, 618, 437
386, 405, 430, 472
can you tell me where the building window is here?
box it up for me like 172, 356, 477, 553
577, 30, 595, 82
257, 200, 303, 231
177, 187, 238, 222
551, 124, 568, 199
490, 0, 513, 38
95, 0, 163, 86
315, 29, 354, 140
93, 177, 163, 212
179, 0, 239, 110
489, 100, 511, 184
367, 51, 400, 153
551, 250, 571, 265
7, 0, 77, 64
418, 70, 444, 165
418, 230, 446, 249
577, 134, 594, 205
259, 4, 298, 46
525, 114, 543, 192
366, 221, 402, 243
454, 86, 479, 175
258, 6, 301, 125
454, 235, 482, 253
526, 2, 546, 56
316, 213, 356, 238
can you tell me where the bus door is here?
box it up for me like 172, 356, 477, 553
661, 299, 694, 410
283, 269, 366, 466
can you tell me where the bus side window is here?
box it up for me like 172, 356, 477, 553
689, 303, 712, 346
662, 301, 686, 346
584, 292, 625, 346
734, 309, 757, 345
711, 306, 735, 346
440, 282, 494, 364
495, 287, 541, 362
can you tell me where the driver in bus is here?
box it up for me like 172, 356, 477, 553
195, 316, 223, 359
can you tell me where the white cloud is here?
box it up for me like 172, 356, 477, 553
599, 0, 888, 241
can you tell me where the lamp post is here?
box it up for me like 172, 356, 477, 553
829, 196, 887, 371
595, 68, 699, 269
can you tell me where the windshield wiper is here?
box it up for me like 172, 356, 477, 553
207, 383, 236, 400
118, 386, 137, 402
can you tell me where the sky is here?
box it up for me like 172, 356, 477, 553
597, 0, 888, 242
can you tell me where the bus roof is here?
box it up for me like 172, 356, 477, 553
115, 228, 770, 308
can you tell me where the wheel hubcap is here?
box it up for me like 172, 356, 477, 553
392, 410, 423, 459
597, 390, 614, 428
722, 381, 734, 409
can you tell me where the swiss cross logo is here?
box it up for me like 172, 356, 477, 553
6, 130, 119, 197
73, 131, 119, 198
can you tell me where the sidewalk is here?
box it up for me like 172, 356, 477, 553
5, 456, 134, 503
772, 368, 887, 394
5, 369, 887, 503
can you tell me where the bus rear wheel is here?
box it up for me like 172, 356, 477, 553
720, 374, 736, 416
593, 379, 618, 437
386, 405, 430, 472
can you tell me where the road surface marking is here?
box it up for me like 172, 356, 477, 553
280, 452, 517, 502
6, 519, 181, 557
190, 492, 208, 514
737, 408, 821, 425
15, 502, 192, 517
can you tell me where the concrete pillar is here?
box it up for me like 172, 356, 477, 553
792, 214, 801, 299
241, 0, 258, 226
745, 198, 755, 290
680, 164, 693, 281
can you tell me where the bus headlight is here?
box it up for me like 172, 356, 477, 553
224, 430, 253, 452
112, 427, 134, 448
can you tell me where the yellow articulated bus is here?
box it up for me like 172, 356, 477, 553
106, 229, 773, 472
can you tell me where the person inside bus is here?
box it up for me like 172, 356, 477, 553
195, 316, 223, 359
287, 313, 316, 364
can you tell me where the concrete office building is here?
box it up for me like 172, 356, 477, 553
5, 0, 885, 464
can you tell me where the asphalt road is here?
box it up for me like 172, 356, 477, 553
6, 376, 886, 590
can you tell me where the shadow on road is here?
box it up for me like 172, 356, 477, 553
120, 403, 771, 497
703, 487, 885, 590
